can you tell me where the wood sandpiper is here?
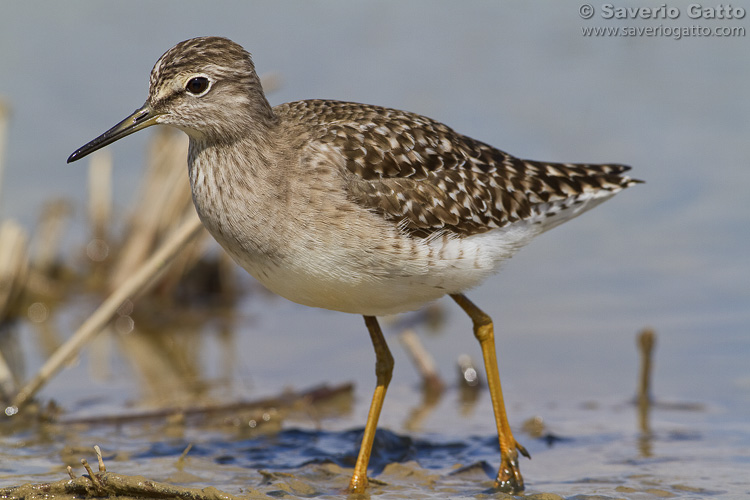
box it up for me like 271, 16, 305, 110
68, 36, 641, 493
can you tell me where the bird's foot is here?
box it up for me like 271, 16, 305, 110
347, 472, 368, 494
493, 446, 526, 494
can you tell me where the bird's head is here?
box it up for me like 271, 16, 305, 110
68, 36, 274, 163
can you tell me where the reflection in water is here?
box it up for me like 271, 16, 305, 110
403, 373, 443, 433
398, 327, 446, 432
0, 326, 21, 402
457, 354, 482, 418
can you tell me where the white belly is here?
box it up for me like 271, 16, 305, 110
221, 221, 542, 316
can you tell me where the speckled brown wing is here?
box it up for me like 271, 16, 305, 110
282, 100, 638, 237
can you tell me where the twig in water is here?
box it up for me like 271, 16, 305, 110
94, 445, 106, 472
9, 212, 204, 411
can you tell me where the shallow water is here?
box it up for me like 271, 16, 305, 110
1, 2, 749, 499
1, 288, 749, 498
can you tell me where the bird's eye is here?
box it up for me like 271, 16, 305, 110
185, 76, 210, 95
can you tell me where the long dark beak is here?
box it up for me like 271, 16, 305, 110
67, 102, 160, 163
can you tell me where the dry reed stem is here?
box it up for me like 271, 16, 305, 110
31, 200, 72, 275
109, 129, 194, 291
87, 150, 112, 241
0, 219, 29, 321
0, 349, 16, 403
0, 219, 28, 403
0, 99, 9, 203
58, 382, 353, 426
9, 211, 204, 410
398, 329, 444, 394
637, 328, 656, 403
637, 328, 656, 435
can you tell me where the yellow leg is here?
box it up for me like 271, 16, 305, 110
450, 293, 529, 493
348, 315, 394, 493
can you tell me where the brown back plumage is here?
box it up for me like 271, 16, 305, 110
276, 100, 640, 237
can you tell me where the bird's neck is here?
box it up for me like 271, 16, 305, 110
186, 130, 290, 258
